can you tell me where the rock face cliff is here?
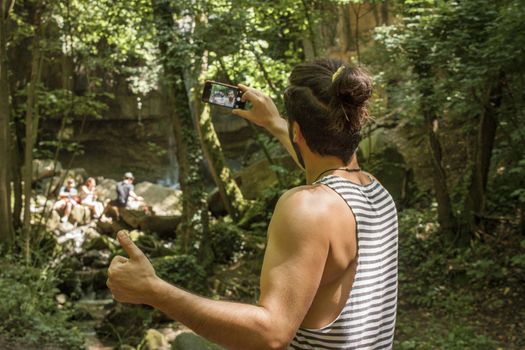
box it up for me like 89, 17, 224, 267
43, 75, 253, 185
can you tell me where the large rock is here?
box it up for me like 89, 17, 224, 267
120, 209, 148, 228
46, 210, 61, 231
138, 329, 169, 350
121, 209, 180, 237
96, 178, 118, 202
84, 234, 118, 253
70, 205, 92, 225
172, 332, 225, 350
139, 215, 180, 239
40, 176, 63, 196
96, 219, 114, 235
134, 182, 182, 216
32, 159, 62, 181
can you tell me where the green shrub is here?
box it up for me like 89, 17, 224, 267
96, 303, 154, 346
209, 222, 245, 264
152, 255, 208, 295
0, 255, 85, 349
396, 322, 496, 350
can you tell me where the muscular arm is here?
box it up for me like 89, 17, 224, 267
107, 188, 329, 350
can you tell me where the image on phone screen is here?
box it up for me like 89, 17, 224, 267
202, 81, 245, 109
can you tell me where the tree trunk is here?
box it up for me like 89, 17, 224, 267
168, 82, 207, 253
0, 4, 15, 246
185, 75, 246, 223
11, 144, 22, 230
151, 0, 209, 253
217, 57, 283, 186
179, 15, 246, 222
301, 0, 318, 59
381, 0, 390, 25
372, 3, 381, 27
336, 4, 353, 53
195, 101, 246, 221
464, 79, 502, 231
351, 3, 362, 62
418, 76, 457, 238
22, 11, 44, 263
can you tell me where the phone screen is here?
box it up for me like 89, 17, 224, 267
202, 81, 245, 109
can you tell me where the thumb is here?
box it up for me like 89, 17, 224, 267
117, 231, 145, 260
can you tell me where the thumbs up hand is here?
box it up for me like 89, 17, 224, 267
107, 231, 158, 305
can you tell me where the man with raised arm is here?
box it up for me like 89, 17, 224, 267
107, 59, 398, 350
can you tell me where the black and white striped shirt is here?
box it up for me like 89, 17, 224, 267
289, 175, 398, 350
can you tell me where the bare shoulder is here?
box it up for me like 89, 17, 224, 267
271, 184, 344, 238
277, 183, 341, 211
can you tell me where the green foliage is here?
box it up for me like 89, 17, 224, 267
209, 221, 245, 264
396, 321, 496, 350
152, 255, 209, 295
96, 304, 155, 346
396, 207, 523, 347
510, 240, 525, 270
0, 255, 84, 349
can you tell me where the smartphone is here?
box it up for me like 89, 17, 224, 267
201, 80, 246, 109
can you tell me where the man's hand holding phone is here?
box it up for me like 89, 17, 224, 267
202, 81, 302, 168
231, 84, 303, 169
232, 84, 284, 133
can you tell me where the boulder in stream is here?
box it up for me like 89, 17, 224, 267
138, 329, 169, 350
172, 332, 225, 350
70, 205, 92, 225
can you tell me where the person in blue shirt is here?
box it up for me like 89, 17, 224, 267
53, 178, 79, 223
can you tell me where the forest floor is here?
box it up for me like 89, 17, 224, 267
395, 282, 525, 349
394, 224, 525, 349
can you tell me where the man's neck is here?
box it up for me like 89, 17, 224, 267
305, 154, 358, 185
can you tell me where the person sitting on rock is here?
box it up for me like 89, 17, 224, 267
53, 178, 79, 223
79, 177, 104, 219
116, 172, 149, 214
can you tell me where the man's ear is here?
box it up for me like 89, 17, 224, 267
293, 121, 304, 143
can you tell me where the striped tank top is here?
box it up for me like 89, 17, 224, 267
289, 175, 398, 350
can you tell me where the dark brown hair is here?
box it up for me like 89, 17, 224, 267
284, 58, 372, 163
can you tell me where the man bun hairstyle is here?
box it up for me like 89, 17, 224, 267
284, 58, 372, 163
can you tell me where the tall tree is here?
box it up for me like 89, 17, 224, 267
180, 9, 246, 222
21, 1, 45, 263
151, 0, 209, 253
192, 92, 247, 221
372, 0, 525, 242
0, 0, 16, 246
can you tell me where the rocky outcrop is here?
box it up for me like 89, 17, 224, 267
32, 159, 62, 182
138, 329, 170, 350
95, 178, 118, 202
134, 182, 182, 216
172, 332, 225, 350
